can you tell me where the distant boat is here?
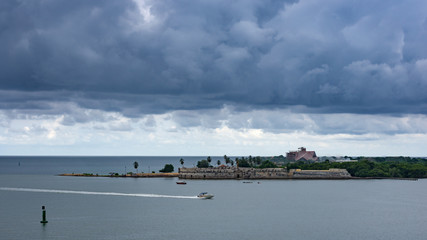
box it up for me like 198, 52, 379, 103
176, 181, 187, 185
197, 192, 214, 199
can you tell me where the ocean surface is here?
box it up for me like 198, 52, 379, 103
1, 156, 426, 240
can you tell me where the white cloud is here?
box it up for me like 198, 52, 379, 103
1, 106, 427, 156
125, 0, 163, 32
1, 0, 427, 156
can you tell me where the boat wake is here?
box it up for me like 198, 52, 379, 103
0, 187, 198, 199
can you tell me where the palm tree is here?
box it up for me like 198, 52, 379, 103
217, 160, 221, 166
207, 156, 212, 166
180, 158, 184, 167
224, 155, 230, 166
133, 161, 139, 174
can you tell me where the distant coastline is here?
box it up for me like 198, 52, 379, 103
59, 173, 178, 178
54, 155, 427, 180
59, 169, 419, 180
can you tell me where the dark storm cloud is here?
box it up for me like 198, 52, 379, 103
1, 0, 426, 116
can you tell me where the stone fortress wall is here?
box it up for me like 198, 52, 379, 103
178, 167, 351, 179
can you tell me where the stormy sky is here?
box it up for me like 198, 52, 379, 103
1, 0, 427, 156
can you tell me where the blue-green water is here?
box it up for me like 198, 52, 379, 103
1, 157, 426, 240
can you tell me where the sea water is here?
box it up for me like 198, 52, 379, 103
1, 157, 426, 240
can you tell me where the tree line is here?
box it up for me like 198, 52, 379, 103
194, 155, 427, 178
197, 155, 278, 169
286, 158, 427, 178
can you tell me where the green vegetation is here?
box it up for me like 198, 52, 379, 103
238, 158, 250, 167
235, 156, 262, 167
352, 156, 423, 163
159, 164, 174, 173
197, 160, 210, 168
286, 158, 427, 178
224, 155, 231, 165
133, 161, 139, 173
194, 155, 426, 178
259, 160, 277, 169
264, 155, 287, 164
196, 156, 274, 168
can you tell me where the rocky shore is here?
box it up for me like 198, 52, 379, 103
179, 167, 352, 179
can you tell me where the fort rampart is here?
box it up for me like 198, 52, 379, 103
178, 167, 351, 179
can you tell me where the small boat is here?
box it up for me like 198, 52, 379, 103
197, 192, 214, 199
176, 181, 187, 185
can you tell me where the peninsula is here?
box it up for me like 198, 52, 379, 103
59, 149, 427, 179
59, 172, 178, 178
59, 168, 351, 179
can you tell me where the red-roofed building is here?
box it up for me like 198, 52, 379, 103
286, 147, 319, 162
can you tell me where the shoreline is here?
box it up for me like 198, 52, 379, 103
59, 173, 179, 178
58, 173, 420, 180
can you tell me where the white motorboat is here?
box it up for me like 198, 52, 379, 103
197, 192, 214, 199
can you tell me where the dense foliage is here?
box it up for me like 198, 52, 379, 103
237, 158, 251, 167
235, 156, 262, 167
265, 155, 287, 163
258, 160, 277, 169
286, 158, 427, 178
197, 160, 210, 168
159, 164, 174, 173
196, 156, 276, 169
195, 155, 426, 178
352, 156, 424, 163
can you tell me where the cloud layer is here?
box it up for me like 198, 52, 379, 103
1, 0, 426, 116
1, 0, 427, 155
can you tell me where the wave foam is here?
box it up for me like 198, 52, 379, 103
0, 187, 198, 199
